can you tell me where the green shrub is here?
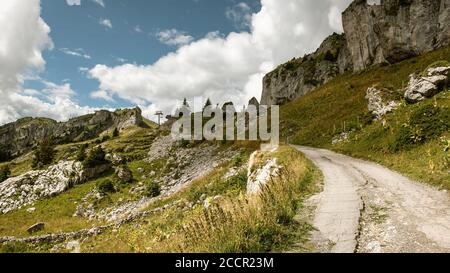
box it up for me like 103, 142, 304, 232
83, 146, 108, 168
390, 104, 450, 151
0, 165, 11, 183
0, 145, 11, 163
112, 128, 119, 138
322, 50, 337, 62
0, 242, 29, 253
76, 144, 87, 162
231, 154, 244, 167
145, 180, 161, 198
32, 138, 56, 169
97, 179, 116, 194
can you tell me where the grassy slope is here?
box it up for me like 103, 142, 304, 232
80, 146, 320, 253
0, 145, 320, 253
281, 46, 450, 189
0, 126, 158, 238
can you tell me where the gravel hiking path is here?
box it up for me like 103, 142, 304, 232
294, 146, 450, 253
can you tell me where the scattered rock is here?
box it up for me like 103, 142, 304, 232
27, 223, 45, 234
203, 197, 212, 209
66, 240, 81, 253
26, 207, 36, 213
332, 131, 355, 146
137, 167, 145, 174
200, 194, 207, 201
223, 167, 239, 180
115, 165, 133, 184
105, 153, 124, 165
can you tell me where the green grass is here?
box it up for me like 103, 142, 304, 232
75, 146, 320, 253
102, 126, 157, 160
281, 46, 450, 189
0, 178, 103, 237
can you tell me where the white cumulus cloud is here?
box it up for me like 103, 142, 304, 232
88, 0, 353, 118
156, 29, 194, 47
0, 0, 94, 125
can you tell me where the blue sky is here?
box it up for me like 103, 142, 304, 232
0, 0, 353, 124
29, 0, 261, 109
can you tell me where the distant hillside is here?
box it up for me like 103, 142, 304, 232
0, 107, 145, 160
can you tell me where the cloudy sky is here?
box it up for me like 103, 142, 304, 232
0, 0, 353, 125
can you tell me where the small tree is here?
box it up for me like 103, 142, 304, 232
112, 128, 119, 138
145, 180, 161, 197
76, 144, 87, 162
32, 138, 56, 169
0, 145, 11, 163
83, 146, 108, 168
97, 179, 116, 195
0, 165, 11, 183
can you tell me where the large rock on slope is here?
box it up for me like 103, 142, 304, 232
246, 151, 280, 195
0, 161, 110, 214
0, 107, 144, 159
343, 0, 450, 72
261, 33, 353, 105
404, 66, 450, 103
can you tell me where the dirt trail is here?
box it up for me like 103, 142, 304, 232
295, 146, 450, 253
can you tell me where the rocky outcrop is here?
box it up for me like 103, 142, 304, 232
343, 0, 450, 72
115, 165, 133, 184
366, 87, 399, 119
261, 33, 353, 105
404, 66, 450, 102
246, 151, 280, 195
261, 0, 450, 105
0, 161, 110, 214
0, 107, 144, 159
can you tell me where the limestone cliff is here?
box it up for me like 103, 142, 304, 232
0, 107, 144, 158
343, 0, 450, 71
261, 0, 450, 105
261, 33, 353, 106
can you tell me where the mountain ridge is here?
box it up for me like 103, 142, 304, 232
0, 107, 145, 160
261, 0, 450, 105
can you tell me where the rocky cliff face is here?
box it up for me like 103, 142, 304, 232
0, 107, 144, 158
261, 33, 353, 105
343, 0, 450, 71
261, 0, 450, 105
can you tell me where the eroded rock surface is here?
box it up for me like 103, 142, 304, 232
0, 161, 109, 214
404, 66, 450, 103
366, 87, 399, 119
